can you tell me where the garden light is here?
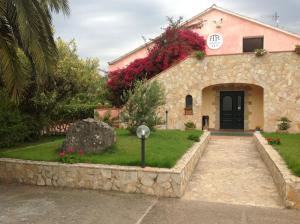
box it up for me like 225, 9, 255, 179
165, 110, 169, 129
136, 125, 150, 168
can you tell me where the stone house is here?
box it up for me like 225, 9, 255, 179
109, 5, 300, 132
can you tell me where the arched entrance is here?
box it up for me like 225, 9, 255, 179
201, 83, 264, 131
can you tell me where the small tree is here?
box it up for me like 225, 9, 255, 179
121, 80, 165, 134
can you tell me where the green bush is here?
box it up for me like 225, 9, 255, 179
22, 115, 44, 140
50, 104, 96, 124
185, 121, 196, 129
0, 92, 29, 147
195, 50, 205, 59
187, 134, 200, 142
121, 80, 165, 134
277, 117, 291, 131
254, 49, 267, 57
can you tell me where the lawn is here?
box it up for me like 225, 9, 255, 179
262, 132, 300, 176
0, 129, 202, 168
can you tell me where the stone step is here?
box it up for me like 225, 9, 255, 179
211, 131, 254, 137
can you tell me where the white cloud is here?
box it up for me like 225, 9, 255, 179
80, 14, 126, 27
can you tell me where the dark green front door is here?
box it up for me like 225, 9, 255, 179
220, 91, 244, 129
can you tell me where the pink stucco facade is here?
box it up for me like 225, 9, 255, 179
109, 6, 300, 71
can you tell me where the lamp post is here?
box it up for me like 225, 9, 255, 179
136, 125, 150, 168
141, 132, 145, 168
165, 110, 168, 129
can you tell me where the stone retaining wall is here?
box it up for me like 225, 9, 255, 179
0, 131, 210, 197
254, 132, 300, 208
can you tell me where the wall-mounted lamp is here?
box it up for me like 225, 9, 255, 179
213, 18, 223, 28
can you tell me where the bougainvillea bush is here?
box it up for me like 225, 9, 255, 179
107, 19, 206, 106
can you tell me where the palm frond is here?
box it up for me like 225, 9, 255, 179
0, 0, 69, 101
41, 0, 70, 15
0, 16, 25, 101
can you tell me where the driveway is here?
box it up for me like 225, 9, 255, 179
0, 184, 299, 224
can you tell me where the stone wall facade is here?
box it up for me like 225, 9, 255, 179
254, 132, 300, 208
153, 51, 300, 132
0, 132, 210, 197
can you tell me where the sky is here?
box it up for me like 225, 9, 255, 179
53, 0, 300, 70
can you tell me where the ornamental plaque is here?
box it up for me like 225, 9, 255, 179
207, 33, 223, 49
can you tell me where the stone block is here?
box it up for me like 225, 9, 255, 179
37, 176, 45, 186
140, 186, 154, 195
141, 175, 154, 187
157, 173, 171, 183
103, 181, 113, 190
61, 118, 116, 154
119, 171, 138, 184
101, 169, 112, 179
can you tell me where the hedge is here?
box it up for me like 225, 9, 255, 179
50, 104, 96, 124
0, 103, 97, 148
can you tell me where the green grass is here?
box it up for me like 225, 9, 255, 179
0, 135, 65, 151
262, 132, 300, 176
0, 129, 202, 168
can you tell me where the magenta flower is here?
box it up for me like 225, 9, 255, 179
59, 151, 65, 158
78, 149, 84, 156
67, 147, 75, 153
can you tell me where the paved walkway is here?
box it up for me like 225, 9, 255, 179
1, 184, 299, 224
183, 136, 283, 208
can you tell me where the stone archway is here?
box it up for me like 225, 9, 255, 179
201, 83, 264, 131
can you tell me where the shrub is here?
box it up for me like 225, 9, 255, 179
107, 18, 206, 106
266, 137, 281, 145
187, 134, 200, 142
50, 104, 96, 124
254, 49, 267, 57
277, 117, 291, 131
0, 92, 29, 147
195, 51, 205, 59
185, 121, 196, 129
121, 80, 165, 134
23, 115, 44, 140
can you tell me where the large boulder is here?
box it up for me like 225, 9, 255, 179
62, 118, 116, 154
